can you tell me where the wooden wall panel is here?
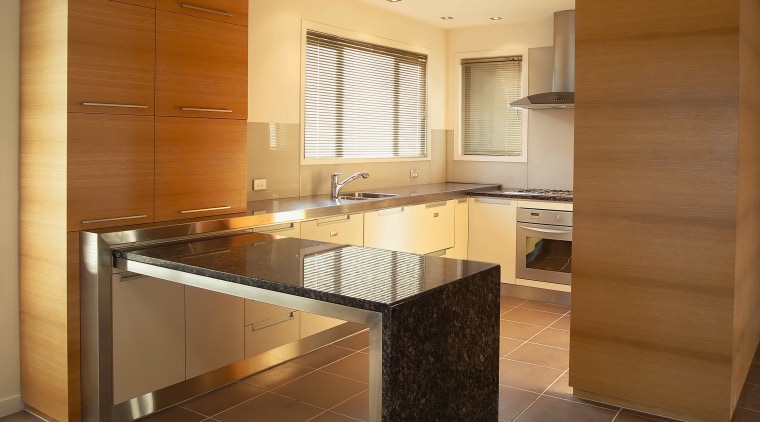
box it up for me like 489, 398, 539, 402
732, 0, 760, 412
571, 1, 744, 421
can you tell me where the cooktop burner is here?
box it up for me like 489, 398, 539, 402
500, 189, 574, 198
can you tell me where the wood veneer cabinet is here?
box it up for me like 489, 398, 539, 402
20, 0, 248, 420
571, 1, 760, 421
156, 0, 248, 26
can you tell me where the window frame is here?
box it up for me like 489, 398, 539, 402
454, 49, 529, 163
300, 21, 431, 165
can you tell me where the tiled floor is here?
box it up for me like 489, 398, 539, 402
5, 297, 760, 422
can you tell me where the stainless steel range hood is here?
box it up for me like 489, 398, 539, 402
510, 10, 575, 109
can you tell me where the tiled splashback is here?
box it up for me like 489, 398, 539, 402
247, 123, 448, 201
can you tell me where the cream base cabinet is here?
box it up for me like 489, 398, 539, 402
446, 198, 469, 259
244, 301, 300, 357
185, 287, 244, 379
299, 214, 363, 337
365, 201, 455, 255
468, 197, 517, 284
112, 274, 185, 404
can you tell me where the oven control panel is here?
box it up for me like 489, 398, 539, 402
516, 208, 573, 227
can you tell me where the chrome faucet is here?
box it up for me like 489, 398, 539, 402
331, 171, 369, 199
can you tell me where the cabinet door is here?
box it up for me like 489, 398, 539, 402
364, 206, 415, 252
155, 117, 247, 221
468, 197, 517, 284
413, 200, 455, 254
186, 287, 244, 379
156, 0, 248, 26
156, 10, 247, 119
301, 214, 364, 247
112, 274, 185, 404
68, 0, 155, 115
68, 113, 154, 230
450, 198, 469, 259
244, 301, 299, 357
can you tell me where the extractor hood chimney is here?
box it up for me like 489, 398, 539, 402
510, 10, 575, 109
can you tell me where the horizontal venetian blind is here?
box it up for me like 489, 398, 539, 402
304, 30, 428, 159
461, 56, 523, 156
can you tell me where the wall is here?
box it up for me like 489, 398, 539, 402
0, 0, 21, 417
247, 0, 448, 200
446, 20, 575, 190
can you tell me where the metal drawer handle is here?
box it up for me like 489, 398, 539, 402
425, 201, 446, 209
329, 231, 338, 237
251, 312, 295, 331
180, 3, 233, 17
519, 225, 572, 235
81, 102, 148, 109
474, 197, 511, 205
433, 212, 439, 218
179, 206, 231, 214
252, 223, 295, 234
378, 207, 404, 216
81, 214, 147, 224
180, 107, 233, 113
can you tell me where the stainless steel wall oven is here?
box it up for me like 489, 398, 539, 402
515, 207, 572, 285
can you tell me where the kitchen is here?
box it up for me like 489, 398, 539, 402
1, 1, 759, 422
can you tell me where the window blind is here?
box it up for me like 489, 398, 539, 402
304, 30, 428, 160
461, 56, 523, 156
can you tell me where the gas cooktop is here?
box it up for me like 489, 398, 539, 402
475, 188, 574, 202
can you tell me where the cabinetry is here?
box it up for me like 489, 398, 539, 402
447, 198, 469, 259
364, 200, 455, 255
468, 197, 517, 284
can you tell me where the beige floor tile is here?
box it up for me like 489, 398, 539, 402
274, 370, 367, 409
500, 296, 527, 310
332, 331, 369, 351
0, 412, 44, 422
498, 385, 539, 422
500, 337, 525, 357
518, 300, 570, 315
738, 383, 760, 412
180, 382, 265, 417
214, 393, 323, 422
746, 363, 760, 385
514, 395, 618, 422
530, 327, 569, 349
543, 370, 573, 401
550, 315, 571, 330
498, 359, 563, 394
500, 320, 545, 341
289, 345, 355, 369
321, 352, 369, 383
330, 389, 369, 421
506, 342, 569, 371
731, 407, 760, 422
502, 307, 564, 326
242, 362, 315, 390
308, 411, 363, 422
614, 409, 681, 421
137, 406, 207, 422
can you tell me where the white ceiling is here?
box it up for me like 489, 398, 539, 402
349, 0, 576, 29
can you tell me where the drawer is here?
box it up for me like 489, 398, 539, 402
301, 213, 363, 246
244, 311, 300, 358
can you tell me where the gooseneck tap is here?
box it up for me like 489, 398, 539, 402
331, 171, 369, 199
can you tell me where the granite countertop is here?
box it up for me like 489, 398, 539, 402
114, 231, 498, 311
470, 188, 574, 203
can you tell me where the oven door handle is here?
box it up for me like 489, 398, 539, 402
519, 225, 572, 235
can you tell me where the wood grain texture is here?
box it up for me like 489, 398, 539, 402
733, 0, 760, 412
68, 0, 155, 115
156, 0, 248, 26
570, 1, 753, 421
67, 113, 155, 231
156, 10, 248, 119
155, 117, 247, 221
113, 0, 155, 8
19, 0, 74, 420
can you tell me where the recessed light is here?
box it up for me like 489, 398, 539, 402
440, 16, 454, 20
490, 16, 503, 21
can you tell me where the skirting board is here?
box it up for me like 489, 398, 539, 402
0, 394, 24, 418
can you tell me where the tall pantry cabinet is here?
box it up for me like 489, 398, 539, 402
19, 1, 248, 420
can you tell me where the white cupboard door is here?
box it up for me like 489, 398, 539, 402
112, 274, 185, 403
451, 198, 469, 259
414, 200, 455, 255
468, 197, 517, 284
364, 206, 415, 252
185, 287, 244, 379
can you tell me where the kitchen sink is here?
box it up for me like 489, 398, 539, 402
337, 192, 399, 200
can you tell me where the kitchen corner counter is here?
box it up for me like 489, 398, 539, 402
471, 188, 574, 203
112, 232, 500, 421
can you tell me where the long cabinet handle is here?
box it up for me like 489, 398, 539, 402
519, 225, 572, 235
378, 207, 404, 216
81, 102, 148, 109
180, 107, 233, 113
252, 223, 296, 234
474, 197, 512, 205
81, 214, 147, 224
425, 201, 447, 209
181, 3, 233, 17
179, 206, 231, 214
251, 312, 295, 331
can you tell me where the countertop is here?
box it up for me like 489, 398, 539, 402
470, 188, 574, 203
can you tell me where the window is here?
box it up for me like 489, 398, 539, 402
460, 56, 525, 159
304, 30, 428, 161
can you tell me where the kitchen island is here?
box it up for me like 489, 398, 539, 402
82, 219, 500, 421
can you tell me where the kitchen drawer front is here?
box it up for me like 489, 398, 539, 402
245, 300, 297, 327
68, 0, 155, 115
301, 213, 364, 246
156, 10, 247, 119
155, 117, 247, 222
414, 200, 455, 254
364, 206, 415, 252
251, 222, 301, 238
244, 311, 300, 358
68, 113, 154, 231
156, 0, 248, 26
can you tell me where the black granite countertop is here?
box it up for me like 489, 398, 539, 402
471, 188, 574, 202
114, 232, 498, 312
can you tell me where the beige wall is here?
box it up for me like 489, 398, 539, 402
446, 20, 575, 190
0, 0, 21, 417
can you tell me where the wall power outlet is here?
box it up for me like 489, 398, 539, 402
253, 178, 267, 191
